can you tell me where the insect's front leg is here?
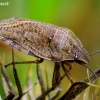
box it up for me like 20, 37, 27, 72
61, 62, 74, 84
52, 62, 61, 89
5, 56, 44, 68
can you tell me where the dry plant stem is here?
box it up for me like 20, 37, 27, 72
13, 81, 38, 100
36, 81, 62, 100
45, 66, 52, 100
37, 63, 45, 93
12, 48, 22, 99
59, 82, 88, 100
26, 65, 35, 100
84, 68, 100, 82
4, 92, 15, 100
36, 87, 53, 100
1, 73, 15, 100
36, 62, 61, 100
1, 65, 16, 94
37, 63, 46, 100
13, 66, 22, 99
51, 84, 62, 100
59, 68, 100, 100
1, 75, 8, 95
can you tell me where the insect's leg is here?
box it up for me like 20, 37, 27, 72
52, 62, 61, 89
66, 62, 73, 71
61, 62, 73, 84
36, 62, 65, 100
37, 58, 44, 63
5, 53, 44, 68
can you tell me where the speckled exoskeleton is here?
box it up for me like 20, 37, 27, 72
0, 17, 90, 87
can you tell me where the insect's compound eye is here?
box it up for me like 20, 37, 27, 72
74, 53, 78, 60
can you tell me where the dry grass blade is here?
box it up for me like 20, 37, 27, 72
1, 65, 16, 95
45, 66, 51, 100
36, 62, 62, 100
4, 92, 15, 100
1, 48, 44, 100
11, 48, 23, 99
1, 74, 8, 95
13, 81, 38, 100
1, 71, 15, 100
26, 64, 35, 100
59, 68, 100, 100
51, 85, 62, 100
36, 87, 53, 100
37, 62, 45, 100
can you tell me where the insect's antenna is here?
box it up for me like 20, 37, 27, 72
89, 50, 100, 56
82, 64, 97, 78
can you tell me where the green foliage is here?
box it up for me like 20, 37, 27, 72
0, 0, 100, 100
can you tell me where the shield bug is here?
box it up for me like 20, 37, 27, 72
0, 17, 90, 85
0, 17, 89, 64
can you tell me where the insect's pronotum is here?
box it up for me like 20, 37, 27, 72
0, 17, 94, 85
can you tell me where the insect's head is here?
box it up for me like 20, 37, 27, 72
63, 46, 90, 66
63, 46, 98, 78
73, 47, 90, 65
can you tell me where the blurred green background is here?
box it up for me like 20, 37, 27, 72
0, 0, 100, 100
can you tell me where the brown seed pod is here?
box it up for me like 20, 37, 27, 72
0, 17, 89, 64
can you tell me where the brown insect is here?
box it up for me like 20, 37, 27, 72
0, 17, 89, 63
0, 17, 90, 86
